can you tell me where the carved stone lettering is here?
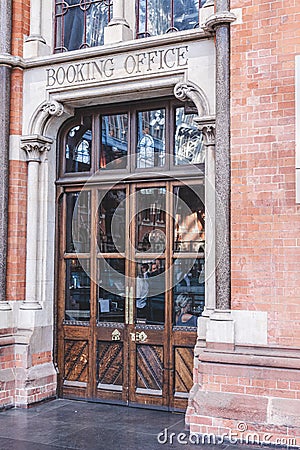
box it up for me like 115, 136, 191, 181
46, 46, 189, 89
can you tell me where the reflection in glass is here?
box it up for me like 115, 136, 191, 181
173, 258, 205, 326
98, 189, 126, 253
135, 260, 165, 325
136, 188, 166, 252
65, 259, 90, 322
175, 108, 204, 165
65, 117, 92, 172
174, 185, 205, 252
100, 114, 128, 170
137, 0, 202, 38
66, 191, 91, 253
136, 110, 165, 168
98, 259, 125, 323
54, 0, 112, 53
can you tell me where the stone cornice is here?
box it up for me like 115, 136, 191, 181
0, 53, 25, 69
196, 345, 300, 370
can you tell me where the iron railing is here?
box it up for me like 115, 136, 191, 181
136, 0, 204, 38
54, 0, 112, 53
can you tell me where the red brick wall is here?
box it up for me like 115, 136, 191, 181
231, 0, 300, 347
7, 0, 30, 302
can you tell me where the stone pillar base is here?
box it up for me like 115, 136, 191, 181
104, 23, 133, 45
23, 38, 50, 59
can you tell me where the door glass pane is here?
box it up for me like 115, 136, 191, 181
100, 114, 128, 170
98, 259, 125, 323
136, 110, 166, 168
173, 185, 205, 252
175, 107, 204, 165
98, 189, 126, 253
136, 259, 165, 325
136, 188, 166, 252
65, 117, 92, 173
65, 259, 90, 322
173, 258, 204, 327
66, 191, 91, 253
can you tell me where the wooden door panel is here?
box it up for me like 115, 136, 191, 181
62, 339, 90, 399
63, 340, 89, 384
174, 346, 194, 394
136, 344, 163, 393
97, 341, 123, 389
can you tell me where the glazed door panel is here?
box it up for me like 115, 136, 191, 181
57, 181, 203, 410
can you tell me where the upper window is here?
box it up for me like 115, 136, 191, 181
137, 0, 204, 38
59, 100, 204, 178
54, 0, 113, 53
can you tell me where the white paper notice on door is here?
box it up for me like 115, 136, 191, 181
99, 298, 110, 313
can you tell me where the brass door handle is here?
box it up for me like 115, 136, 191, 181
129, 286, 134, 325
125, 286, 129, 324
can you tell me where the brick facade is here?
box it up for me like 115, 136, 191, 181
1, 0, 300, 443
188, 0, 300, 444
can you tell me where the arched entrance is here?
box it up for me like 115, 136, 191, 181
56, 98, 206, 410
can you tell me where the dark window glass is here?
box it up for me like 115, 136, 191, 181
175, 107, 204, 165
65, 117, 92, 173
98, 189, 126, 253
137, 0, 203, 38
100, 114, 128, 170
65, 259, 90, 322
136, 187, 166, 252
66, 191, 91, 253
136, 259, 165, 325
136, 110, 166, 168
173, 258, 204, 327
54, 0, 112, 53
98, 258, 125, 323
173, 185, 205, 252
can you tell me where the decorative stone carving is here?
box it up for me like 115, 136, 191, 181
28, 101, 65, 136
194, 117, 216, 146
21, 135, 52, 162
41, 101, 64, 117
174, 82, 210, 118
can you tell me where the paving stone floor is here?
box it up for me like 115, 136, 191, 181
0, 399, 277, 450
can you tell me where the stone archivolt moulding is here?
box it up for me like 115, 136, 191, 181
174, 81, 215, 145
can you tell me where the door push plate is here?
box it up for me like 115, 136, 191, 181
130, 331, 148, 343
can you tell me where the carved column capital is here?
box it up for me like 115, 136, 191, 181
204, 11, 236, 32
21, 135, 52, 162
194, 117, 216, 146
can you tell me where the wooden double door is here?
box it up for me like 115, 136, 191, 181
57, 180, 205, 410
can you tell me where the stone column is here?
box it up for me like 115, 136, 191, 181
23, 0, 50, 58
195, 119, 216, 316
0, 0, 12, 311
104, 0, 133, 44
205, 1, 236, 311
20, 136, 52, 310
